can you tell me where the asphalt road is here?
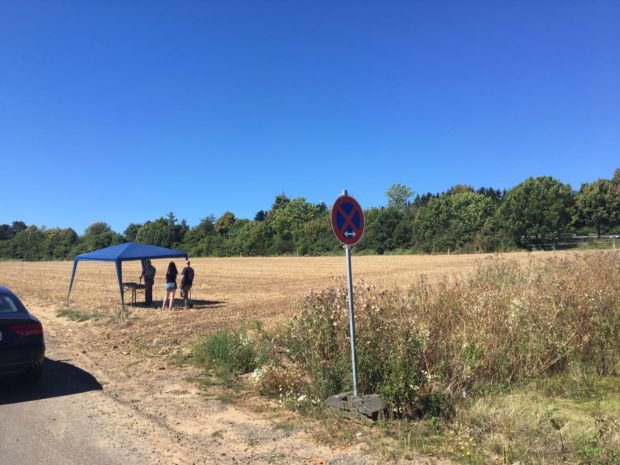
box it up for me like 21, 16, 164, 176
0, 358, 175, 465
0, 335, 192, 465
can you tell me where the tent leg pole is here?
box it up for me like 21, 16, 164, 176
67, 260, 79, 306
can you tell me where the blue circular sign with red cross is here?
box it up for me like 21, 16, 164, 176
331, 194, 365, 246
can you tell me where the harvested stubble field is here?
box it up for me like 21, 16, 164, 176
0, 251, 588, 465
3, 252, 556, 311
0, 252, 556, 344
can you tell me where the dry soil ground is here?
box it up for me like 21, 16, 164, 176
0, 252, 561, 464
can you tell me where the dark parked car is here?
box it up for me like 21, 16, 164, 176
0, 286, 45, 383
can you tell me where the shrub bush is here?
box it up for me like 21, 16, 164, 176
192, 329, 261, 376
263, 252, 620, 418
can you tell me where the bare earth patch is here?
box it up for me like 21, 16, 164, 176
0, 252, 565, 464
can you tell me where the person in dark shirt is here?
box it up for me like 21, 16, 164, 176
162, 261, 178, 310
180, 260, 195, 309
140, 260, 156, 306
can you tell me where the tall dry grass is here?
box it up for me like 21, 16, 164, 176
258, 251, 620, 418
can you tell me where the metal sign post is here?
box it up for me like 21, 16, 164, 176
344, 243, 359, 396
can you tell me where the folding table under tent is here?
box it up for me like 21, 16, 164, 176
67, 242, 188, 309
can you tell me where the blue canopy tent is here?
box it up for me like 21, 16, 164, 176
67, 242, 188, 308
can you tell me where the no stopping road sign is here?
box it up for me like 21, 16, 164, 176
331, 194, 365, 246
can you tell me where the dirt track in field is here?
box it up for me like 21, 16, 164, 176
0, 252, 563, 464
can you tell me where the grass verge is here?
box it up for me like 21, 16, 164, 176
57, 306, 107, 322
189, 251, 620, 464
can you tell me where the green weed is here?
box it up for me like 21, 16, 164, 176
57, 306, 106, 322
189, 325, 271, 388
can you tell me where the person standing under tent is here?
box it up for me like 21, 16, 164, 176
180, 260, 195, 309
162, 261, 178, 310
141, 260, 156, 306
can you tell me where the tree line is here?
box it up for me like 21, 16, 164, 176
1, 169, 619, 261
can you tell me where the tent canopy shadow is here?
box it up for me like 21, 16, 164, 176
131, 299, 226, 310
0, 358, 102, 405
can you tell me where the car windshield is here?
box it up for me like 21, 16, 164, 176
0, 295, 21, 313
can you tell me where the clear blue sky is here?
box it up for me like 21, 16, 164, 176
1, 1, 618, 234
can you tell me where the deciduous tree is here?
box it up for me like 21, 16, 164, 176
82, 222, 123, 251
386, 184, 414, 212
215, 212, 236, 237
412, 191, 495, 252
495, 177, 574, 246
574, 179, 620, 236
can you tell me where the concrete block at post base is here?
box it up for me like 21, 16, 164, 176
325, 392, 385, 422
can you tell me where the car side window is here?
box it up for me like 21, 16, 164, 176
0, 295, 19, 312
